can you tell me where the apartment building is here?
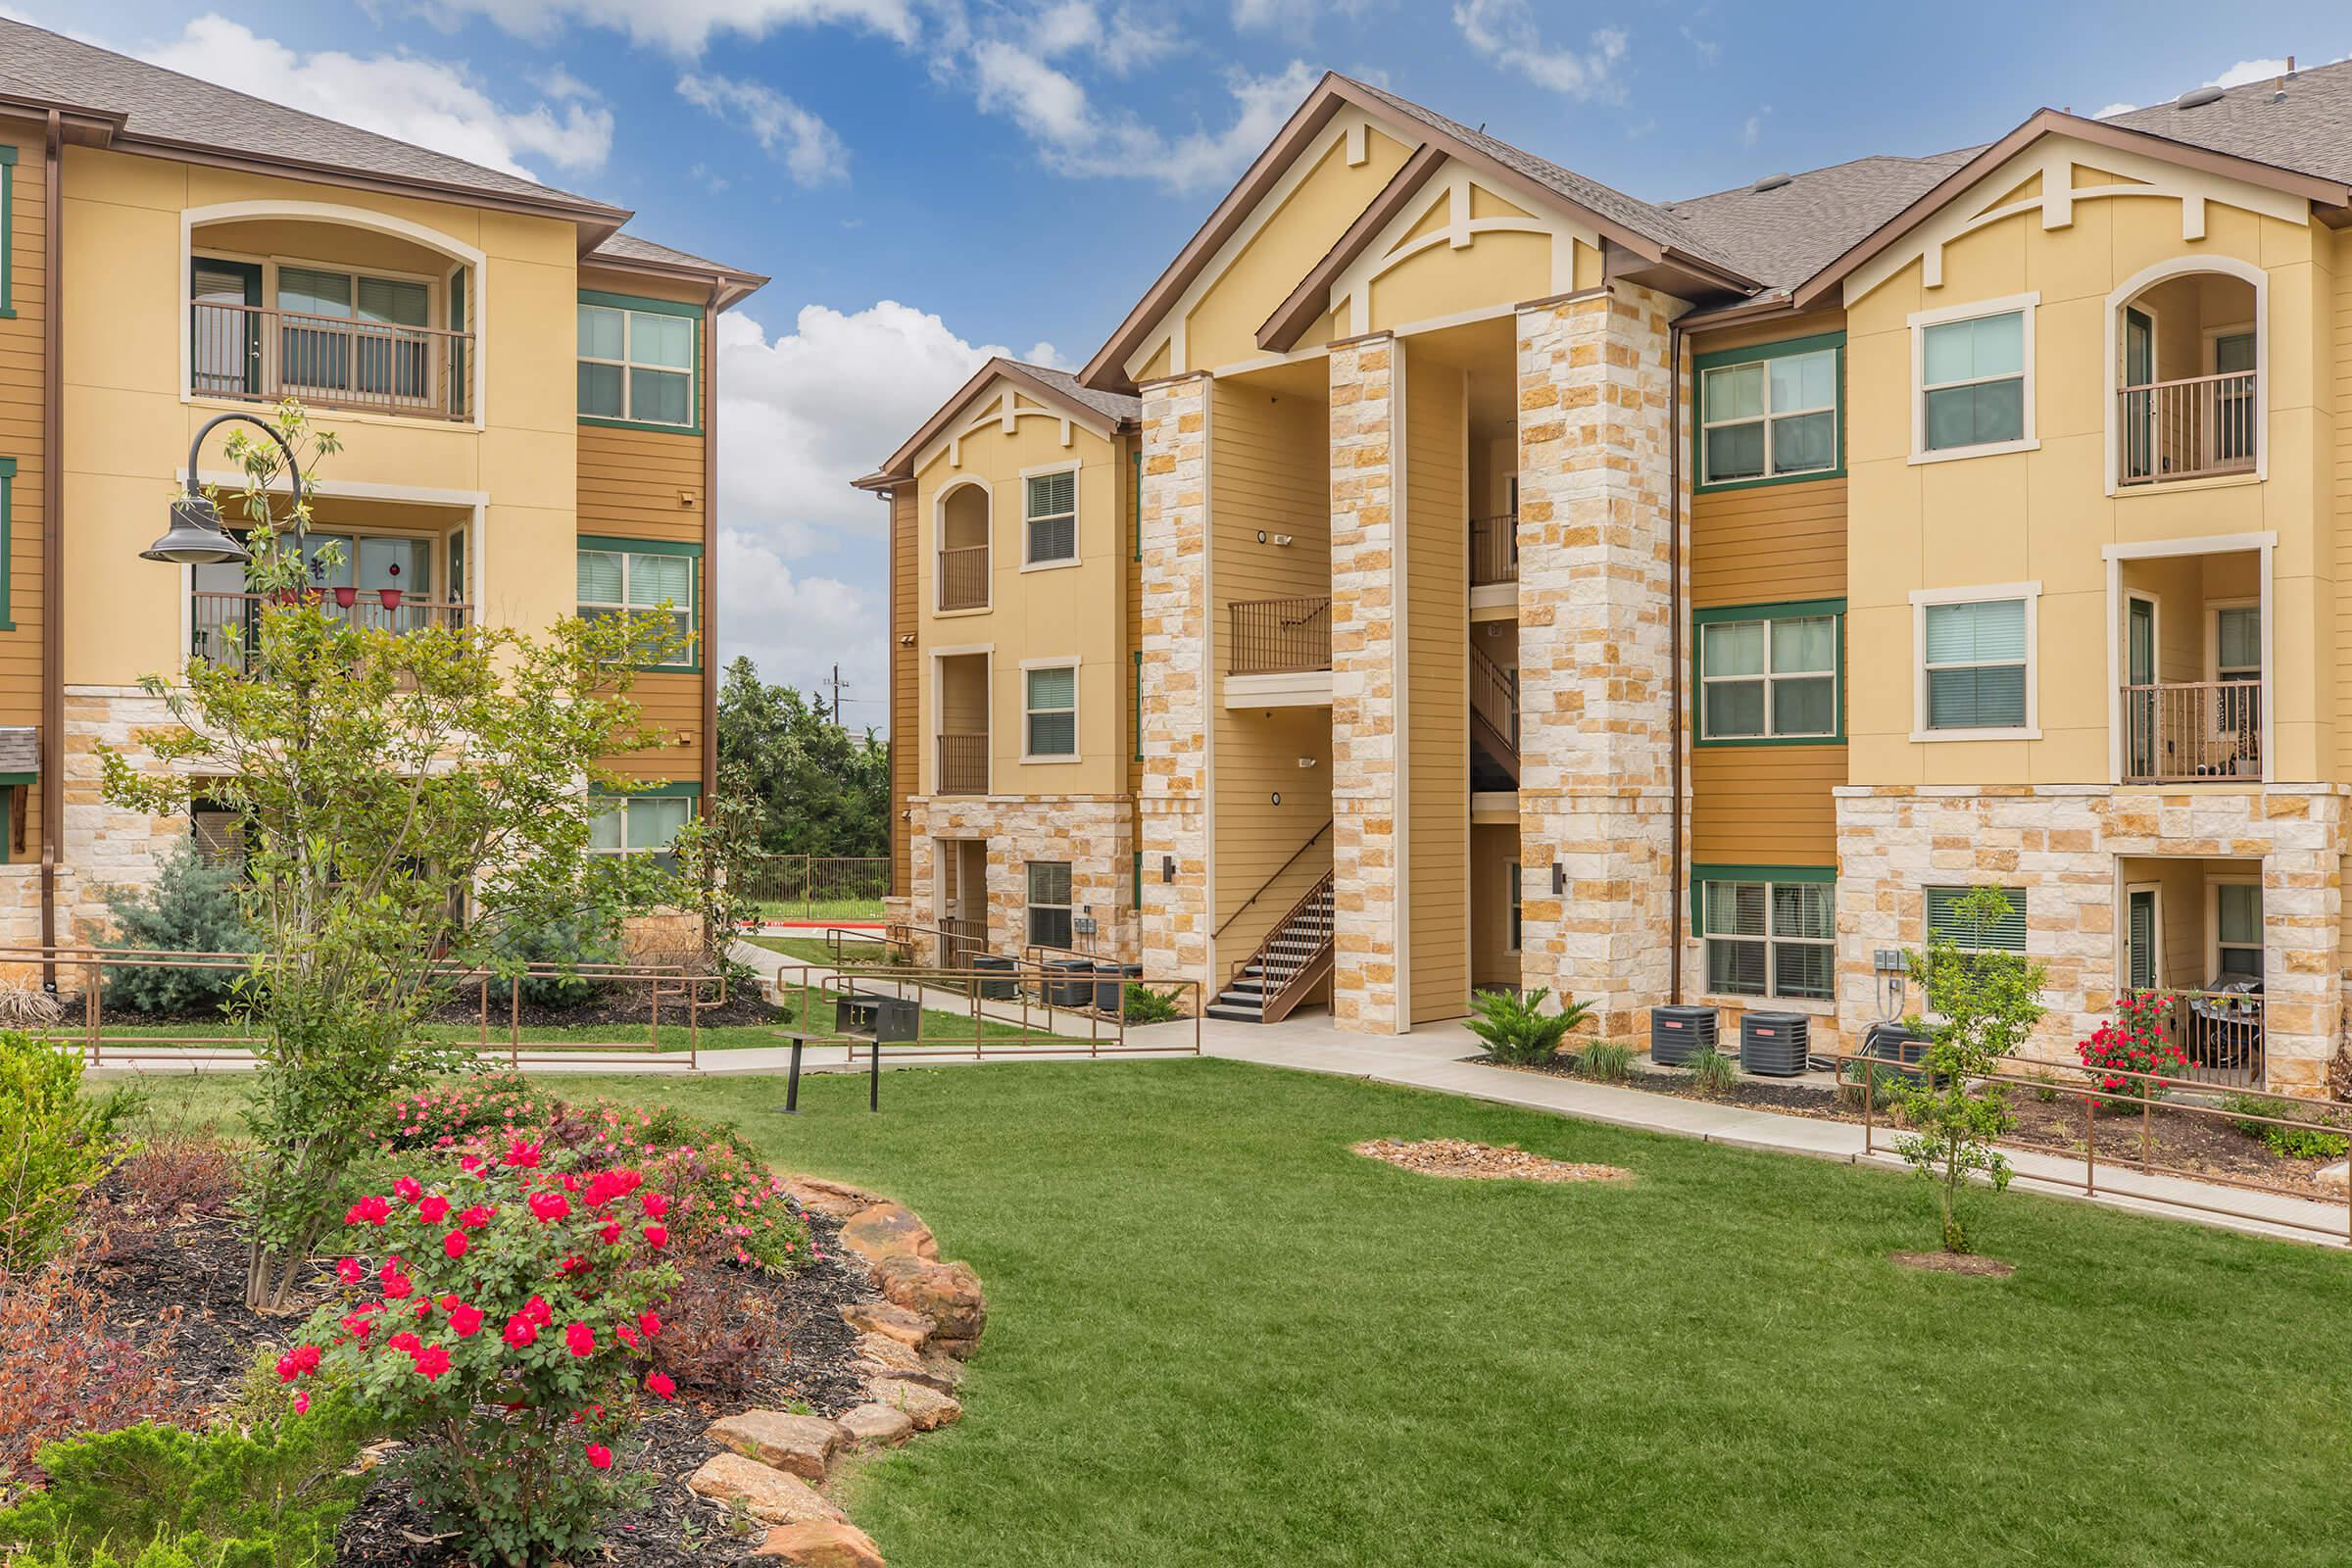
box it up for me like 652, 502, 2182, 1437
875, 62, 2352, 1095
0, 19, 762, 958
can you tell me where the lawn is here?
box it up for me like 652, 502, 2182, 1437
122, 1058, 2350, 1567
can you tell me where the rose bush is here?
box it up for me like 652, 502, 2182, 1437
2078, 990, 2188, 1110
289, 1142, 681, 1566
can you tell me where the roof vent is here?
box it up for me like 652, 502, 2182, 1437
1751, 172, 1793, 192
2176, 85, 2226, 110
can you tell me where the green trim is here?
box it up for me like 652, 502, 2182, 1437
0, 147, 15, 319
0, 772, 34, 786
1691, 598, 1844, 747
1691, 330, 1846, 494
1690, 863, 1836, 934
0, 457, 16, 632
1132, 851, 1143, 912
1131, 650, 1144, 762
577, 536, 704, 674
576, 289, 705, 435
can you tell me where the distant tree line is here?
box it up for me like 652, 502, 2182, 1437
713, 656, 891, 858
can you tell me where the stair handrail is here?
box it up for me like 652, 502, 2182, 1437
1211, 818, 1333, 940
1468, 642, 1519, 755
1225, 867, 1337, 1008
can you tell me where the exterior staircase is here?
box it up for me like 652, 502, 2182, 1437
1206, 871, 1335, 1024
1469, 642, 1520, 787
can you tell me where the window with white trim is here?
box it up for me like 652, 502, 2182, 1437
578, 303, 695, 427
1700, 877, 1834, 1000
2215, 883, 2262, 982
1700, 348, 1837, 484
589, 793, 692, 873
1699, 613, 1837, 739
1024, 664, 1077, 758
578, 547, 696, 667
1920, 309, 2026, 452
1925, 885, 2028, 953
1025, 470, 1076, 564
1922, 598, 2028, 732
1027, 860, 1073, 950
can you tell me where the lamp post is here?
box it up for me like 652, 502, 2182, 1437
141, 411, 308, 567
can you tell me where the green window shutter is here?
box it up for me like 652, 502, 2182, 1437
1131, 650, 1143, 762
1925, 886, 2028, 952
0, 458, 14, 631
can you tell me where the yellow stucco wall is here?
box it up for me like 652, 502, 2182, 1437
1842, 146, 2331, 786
61, 146, 581, 688
912, 382, 1128, 797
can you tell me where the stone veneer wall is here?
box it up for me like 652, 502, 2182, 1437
1327, 334, 1403, 1033
1513, 287, 1682, 1040
61, 686, 188, 943
1837, 784, 2345, 1095
1136, 373, 1211, 996
904, 794, 1136, 966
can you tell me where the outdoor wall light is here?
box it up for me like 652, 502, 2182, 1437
1297, 756, 1317, 767
1552, 862, 1566, 896
1272, 534, 1295, 548
1161, 855, 1177, 884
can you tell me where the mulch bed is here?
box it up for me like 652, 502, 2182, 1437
84, 1197, 879, 1568
1482, 1054, 2348, 1200
1890, 1250, 2015, 1278
1352, 1137, 1630, 1184
57, 985, 790, 1034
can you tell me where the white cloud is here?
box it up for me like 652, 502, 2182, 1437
1452, 0, 1626, 102
677, 72, 850, 185
970, 49, 1316, 190
2094, 101, 2138, 119
1024, 0, 1177, 74
414, 0, 927, 59
1231, 0, 1379, 37
143, 16, 612, 181
714, 530, 889, 722
2206, 57, 2292, 89
1741, 105, 1770, 148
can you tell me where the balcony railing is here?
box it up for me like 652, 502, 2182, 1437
190, 301, 473, 421
936, 732, 989, 796
1229, 596, 1332, 676
190, 591, 471, 673
2120, 679, 2262, 782
938, 546, 989, 612
1469, 512, 1518, 586
2118, 370, 2256, 486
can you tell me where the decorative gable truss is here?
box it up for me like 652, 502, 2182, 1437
1320, 162, 1594, 342
918, 385, 1114, 475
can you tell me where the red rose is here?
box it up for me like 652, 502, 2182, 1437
640, 1192, 670, 1220
614, 1323, 640, 1349
275, 1353, 300, 1384
599, 1222, 622, 1246
645, 1371, 674, 1399
336, 1256, 366, 1285
449, 1302, 486, 1338
529, 1191, 572, 1223
585, 1444, 612, 1470
637, 1310, 662, 1339
393, 1176, 423, 1202
458, 1204, 495, 1231
417, 1194, 450, 1223
382, 1271, 415, 1301
525, 1295, 553, 1325
291, 1391, 311, 1415
388, 1331, 422, 1355
414, 1343, 451, 1381
564, 1322, 596, 1357
443, 1230, 468, 1260
641, 1224, 667, 1250
347, 1196, 392, 1227
503, 1314, 539, 1348
504, 1138, 542, 1169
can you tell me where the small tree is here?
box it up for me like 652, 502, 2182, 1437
670, 757, 765, 991
1896, 885, 2045, 1253
99, 403, 688, 1309
98, 837, 257, 1014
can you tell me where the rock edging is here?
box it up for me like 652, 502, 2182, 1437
685, 1176, 986, 1567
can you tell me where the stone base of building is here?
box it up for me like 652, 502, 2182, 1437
1837, 783, 2344, 1096
1518, 793, 1676, 1041
905, 795, 1137, 967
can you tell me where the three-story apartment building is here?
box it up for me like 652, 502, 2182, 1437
875, 62, 2352, 1095
0, 19, 762, 959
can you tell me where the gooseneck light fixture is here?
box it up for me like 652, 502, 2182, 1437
141, 412, 310, 567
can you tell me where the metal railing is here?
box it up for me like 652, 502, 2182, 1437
12, 947, 720, 1071
2119, 679, 2262, 782
1228, 595, 1332, 676
1469, 512, 1518, 586
937, 546, 989, 611
1225, 868, 1335, 1024
1469, 642, 1520, 755
190, 301, 473, 421
2118, 370, 2257, 486
736, 856, 889, 919
190, 591, 472, 672
1845, 1047, 2348, 1244
2154, 989, 2267, 1088
935, 732, 989, 796
764, 959, 1202, 1059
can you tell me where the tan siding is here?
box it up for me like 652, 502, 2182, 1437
890, 487, 918, 898
1690, 747, 1843, 866
606, 673, 703, 782
578, 425, 708, 545
1403, 351, 1467, 1023
1689, 477, 1847, 610
1208, 381, 1333, 977
1469, 822, 1519, 991
0, 120, 45, 854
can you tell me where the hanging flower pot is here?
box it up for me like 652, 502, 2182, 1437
332, 587, 359, 610
378, 588, 405, 611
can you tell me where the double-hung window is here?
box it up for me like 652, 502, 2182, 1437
1024, 664, 1077, 758
2214, 883, 2263, 981
1024, 469, 1077, 564
578, 299, 697, 427
1698, 339, 1839, 485
1027, 861, 1073, 950
589, 793, 693, 873
578, 544, 698, 667
1916, 592, 2034, 736
1698, 608, 1838, 741
1916, 300, 2033, 457
1699, 873, 1834, 1000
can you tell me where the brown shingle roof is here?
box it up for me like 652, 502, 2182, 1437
2104, 58, 2352, 186
1662, 150, 1982, 292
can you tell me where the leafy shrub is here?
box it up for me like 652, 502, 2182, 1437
97, 841, 256, 1016
1122, 983, 1185, 1024
374, 1077, 550, 1153
116, 1138, 242, 1221
2219, 1093, 2352, 1160
645, 1241, 791, 1400
1684, 1045, 1739, 1096
0, 1242, 177, 1502
0, 1405, 370, 1568
1836, 1057, 1908, 1109
2078, 990, 2188, 1110
292, 1150, 680, 1566
0, 1030, 138, 1268
483, 913, 622, 1009
1465, 988, 1592, 1066
1576, 1041, 1634, 1083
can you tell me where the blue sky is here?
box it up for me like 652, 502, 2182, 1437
17, 0, 2351, 728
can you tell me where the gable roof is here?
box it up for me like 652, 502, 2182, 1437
586, 231, 769, 307
857, 360, 1141, 491
1663, 150, 1981, 293
2105, 58, 2352, 187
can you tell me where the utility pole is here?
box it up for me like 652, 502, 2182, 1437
827, 663, 845, 727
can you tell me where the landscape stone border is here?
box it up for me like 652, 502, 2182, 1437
686, 1175, 988, 1567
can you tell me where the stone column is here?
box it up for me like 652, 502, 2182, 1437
1514, 287, 1681, 1040
1328, 334, 1404, 1033
1137, 373, 1212, 996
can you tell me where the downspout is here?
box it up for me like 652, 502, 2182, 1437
701, 285, 720, 804
1666, 318, 1684, 1005
38, 111, 61, 990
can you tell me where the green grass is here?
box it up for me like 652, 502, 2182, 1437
118, 1059, 2351, 1567
751, 895, 885, 921
749, 935, 896, 966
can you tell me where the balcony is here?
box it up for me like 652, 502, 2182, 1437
190, 590, 471, 673
190, 301, 473, 422
1469, 512, 1518, 586
2118, 371, 2257, 487
1228, 596, 1331, 676
938, 546, 989, 612
936, 732, 989, 796
2120, 680, 2262, 783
